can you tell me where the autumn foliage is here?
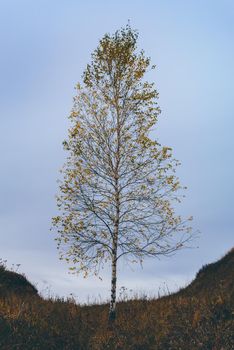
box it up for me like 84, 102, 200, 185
52, 25, 193, 321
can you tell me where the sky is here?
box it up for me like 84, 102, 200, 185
0, 0, 233, 302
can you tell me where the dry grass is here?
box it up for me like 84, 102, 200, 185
0, 249, 233, 349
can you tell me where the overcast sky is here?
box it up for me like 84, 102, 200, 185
0, 0, 233, 302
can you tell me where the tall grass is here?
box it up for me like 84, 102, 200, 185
0, 249, 233, 349
0, 284, 233, 349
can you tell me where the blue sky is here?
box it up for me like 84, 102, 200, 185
0, 0, 233, 301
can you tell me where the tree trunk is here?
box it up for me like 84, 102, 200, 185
108, 90, 120, 323
109, 170, 119, 323
109, 186, 119, 323
109, 251, 117, 322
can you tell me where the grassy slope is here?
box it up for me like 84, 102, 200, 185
0, 249, 233, 350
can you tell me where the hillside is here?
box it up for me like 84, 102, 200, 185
178, 247, 234, 297
0, 249, 233, 349
0, 264, 38, 297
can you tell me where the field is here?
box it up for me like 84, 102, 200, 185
0, 249, 233, 349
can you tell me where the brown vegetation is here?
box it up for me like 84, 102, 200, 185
0, 249, 233, 349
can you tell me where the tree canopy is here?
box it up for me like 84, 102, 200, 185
52, 25, 193, 320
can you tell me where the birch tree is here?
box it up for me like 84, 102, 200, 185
52, 25, 193, 322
